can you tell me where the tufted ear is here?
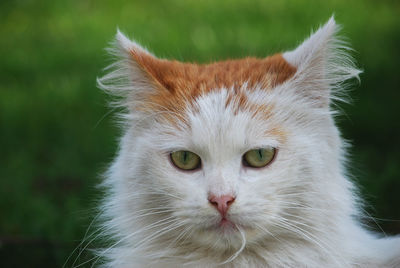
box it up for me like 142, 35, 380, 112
97, 30, 172, 111
282, 17, 361, 108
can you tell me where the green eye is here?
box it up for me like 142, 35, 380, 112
170, 150, 201, 171
243, 147, 276, 168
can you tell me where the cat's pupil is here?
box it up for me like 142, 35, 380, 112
183, 151, 188, 163
258, 149, 263, 160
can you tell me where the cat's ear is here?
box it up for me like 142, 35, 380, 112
282, 17, 361, 107
97, 30, 169, 110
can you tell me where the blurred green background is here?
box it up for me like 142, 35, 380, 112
1, 0, 399, 266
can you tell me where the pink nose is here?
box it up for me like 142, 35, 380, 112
208, 195, 235, 217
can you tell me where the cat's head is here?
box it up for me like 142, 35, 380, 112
99, 17, 361, 263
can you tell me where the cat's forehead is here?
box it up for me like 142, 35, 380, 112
152, 88, 287, 159
134, 52, 296, 93
185, 89, 286, 153
133, 50, 297, 119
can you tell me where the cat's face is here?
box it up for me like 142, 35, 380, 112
134, 85, 332, 250
100, 17, 360, 259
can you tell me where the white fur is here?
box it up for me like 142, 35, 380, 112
93, 17, 400, 267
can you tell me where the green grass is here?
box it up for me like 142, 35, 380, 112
1, 0, 400, 266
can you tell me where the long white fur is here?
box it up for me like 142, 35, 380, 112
94, 17, 400, 267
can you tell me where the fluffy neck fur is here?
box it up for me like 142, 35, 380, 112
95, 17, 400, 267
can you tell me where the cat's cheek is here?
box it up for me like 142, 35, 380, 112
166, 170, 208, 205
239, 166, 278, 185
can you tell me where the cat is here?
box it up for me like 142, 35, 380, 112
95, 17, 400, 267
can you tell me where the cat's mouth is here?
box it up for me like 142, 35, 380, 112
199, 215, 238, 233
219, 217, 233, 227
215, 216, 238, 232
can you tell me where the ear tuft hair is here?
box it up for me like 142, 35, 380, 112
283, 16, 362, 107
114, 29, 154, 58
97, 30, 158, 114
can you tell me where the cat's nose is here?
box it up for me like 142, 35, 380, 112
208, 194, 235, 217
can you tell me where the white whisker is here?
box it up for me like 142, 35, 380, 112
219, 226, 246, 264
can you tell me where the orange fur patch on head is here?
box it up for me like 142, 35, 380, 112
130, 49, 296, 120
